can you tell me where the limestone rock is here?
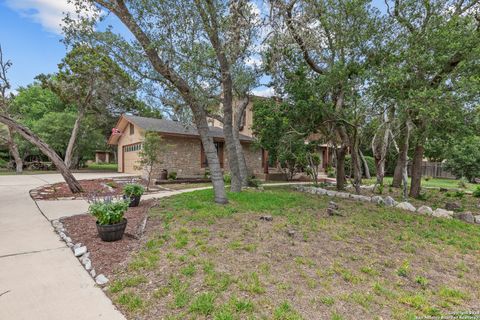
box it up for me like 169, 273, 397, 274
432, 208, 453, 219
453, 212, 475, 224
336, 192, 350, 199
95, 274, 109, 285
350, 194, 371, 202
416, 205, 433, 215
371, 196, 384, 205
326, 190, 337, 197
474, 215, 480, 224
384, 196, 397, 207
396, 202, 416, 212
260, 215, 273, 221
445, 202, 461, 211
74, 246, 87, 257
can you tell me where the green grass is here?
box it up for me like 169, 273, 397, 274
363, 176, 476, 191
108, 187, 480, 319
0, 170, 57, 175
85, 162, 118, 171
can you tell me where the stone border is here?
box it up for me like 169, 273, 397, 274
51, 219, 109, 286
295, 185, 480, 224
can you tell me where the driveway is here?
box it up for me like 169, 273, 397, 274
0, 172, 129, 320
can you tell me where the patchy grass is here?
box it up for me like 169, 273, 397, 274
107, 187, 480, 319
85, 163, 118, 171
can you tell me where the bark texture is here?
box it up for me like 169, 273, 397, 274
7, 126, 23, 173
0, 114, 83, 193
64, 108, 85, 169
409, 143, 425, 198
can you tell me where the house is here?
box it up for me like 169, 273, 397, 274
108, 114, 265, 178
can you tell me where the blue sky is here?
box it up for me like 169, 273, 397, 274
0, 0, 386, 94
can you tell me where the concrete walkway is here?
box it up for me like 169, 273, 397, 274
0, 173, 129, 320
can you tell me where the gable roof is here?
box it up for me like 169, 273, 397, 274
108, 114, 254, 145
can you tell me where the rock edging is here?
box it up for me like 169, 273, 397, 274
52, 219, 109, 286
294, 185, 480, 224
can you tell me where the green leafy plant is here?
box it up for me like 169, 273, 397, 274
326, 165, 335, 178
247, 176, 262, 188
168, 171, 177, 180
473, 186, 480, 198
454, 191, 465, 199
204, 169, 211, 179
124, 183, 145, 197
89, 199, 129, 225
223, 173, 231, 183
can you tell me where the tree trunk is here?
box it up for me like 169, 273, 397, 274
392, 124, 409, 188
409, 143, 424, 198
222, 113, 242, 193
7, 126, 23, 173
350, 132, 362, 194
359, 150, 370, 179
233, 99, 249, 187
0, 115, 83, 193
65, 108, 85, 169
336, 146, 348, 190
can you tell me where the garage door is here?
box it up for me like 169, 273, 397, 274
122, 143, 142, 174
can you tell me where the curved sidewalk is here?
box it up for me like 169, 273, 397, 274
0, 173, 128, 320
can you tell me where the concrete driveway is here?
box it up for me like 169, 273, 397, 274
0, 172, 129, 320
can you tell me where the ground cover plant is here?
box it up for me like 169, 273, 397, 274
106, 186, 480, 319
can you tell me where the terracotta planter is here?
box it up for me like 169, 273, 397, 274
124, 194, 141, 207
96, 218, 127, 242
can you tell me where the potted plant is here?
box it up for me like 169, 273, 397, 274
123, 183, 145, 207
89, 199, 129, 242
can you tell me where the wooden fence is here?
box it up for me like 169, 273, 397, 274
407, 162, 456, 179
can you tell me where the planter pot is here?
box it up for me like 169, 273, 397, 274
96, 218, 127, 242
124, 194, 141, 207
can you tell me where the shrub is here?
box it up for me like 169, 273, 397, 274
445, 136, 480, 182
326, 165, 335, 178
344, 155, 376, 178
204, 169, 210, 179
123, 183, 145, 197
454, 191, 465, 199
168, 171, 177, 180
223, 173, 231, 183
247, 176, 262, 188
89, 199, 129, 225
473, 186, 480, 198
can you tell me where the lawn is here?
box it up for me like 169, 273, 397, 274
107, 187, 480, 320
85, 163, 118, 171
0, 169, 56, 175
362, 177, 477, 192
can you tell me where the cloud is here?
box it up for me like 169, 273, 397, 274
252, 87, 275, 97
5, 0, 84, 35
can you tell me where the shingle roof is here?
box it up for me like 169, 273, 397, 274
124, 115, 254, 142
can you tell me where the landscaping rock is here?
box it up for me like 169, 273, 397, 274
73, 243, 82, 250
326, 190, 337, 197
74, 246, 87, 257
315, 188, 327, 195
384, 196, 397, 207
329, 201, 339, 210
432, 208, 453, 219
64, 236, 72, 243
95, 274, 109, 285
445, 202, 461, 211
260, 215, 273, 222
287, 230, 296, 237
350, 194, 371, 202
90, 269, 96, 278
371, 196, 384, 205
336, 192, 350, 199
396, 202, 416, 212
453, 212, 475, 224
474, 215, 480, 224
416, 206, 433, 215
83, 258, 92, 271
440, 188, 448, 192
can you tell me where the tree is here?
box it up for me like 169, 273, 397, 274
445, 136, 480, 182
0, 45, 23, 173
268, 0, 382, 191
137, 131, 167, 190
39, 44, 136, 168
382, 0, 480, 197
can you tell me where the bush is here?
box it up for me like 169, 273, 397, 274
445, 136, 480, 182
344, 155, 376, 178
326, 165, 335, 178
89, 199, 129, 225
123, 184, 145, 197
247, 176, 262, 188
223, 173, 231, 183
473, 186, 480, 198
168, 171, 177, 180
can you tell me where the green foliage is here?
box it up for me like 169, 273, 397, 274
123, 184, 145, 197
168, 171, 177, 180
247, 176, 262, 188
89, 199, 129, 225
138, 131, 166, 187
472, 186, 480, 198
223, 173, 231, 184
345, 155, 376, 177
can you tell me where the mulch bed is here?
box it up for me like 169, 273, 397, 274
31, 177, 163, 200
60, 199, 157, 277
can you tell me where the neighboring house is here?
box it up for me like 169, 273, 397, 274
108, 114, 265, 178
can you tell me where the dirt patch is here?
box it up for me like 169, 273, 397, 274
60, 199, 156, 277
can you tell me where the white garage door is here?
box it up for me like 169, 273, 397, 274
122, 143, 142, 174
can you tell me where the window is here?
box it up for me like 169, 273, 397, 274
129, 123, 134, 135
124, 143, 142, 152
201, 142, 224, 168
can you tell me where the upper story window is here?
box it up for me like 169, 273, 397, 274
129, 123, 134, 135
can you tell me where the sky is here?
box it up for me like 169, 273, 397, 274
0, 0, 386, 95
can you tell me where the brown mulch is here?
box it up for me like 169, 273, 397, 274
31, 178, 164, 200
60, 199, 157, 277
